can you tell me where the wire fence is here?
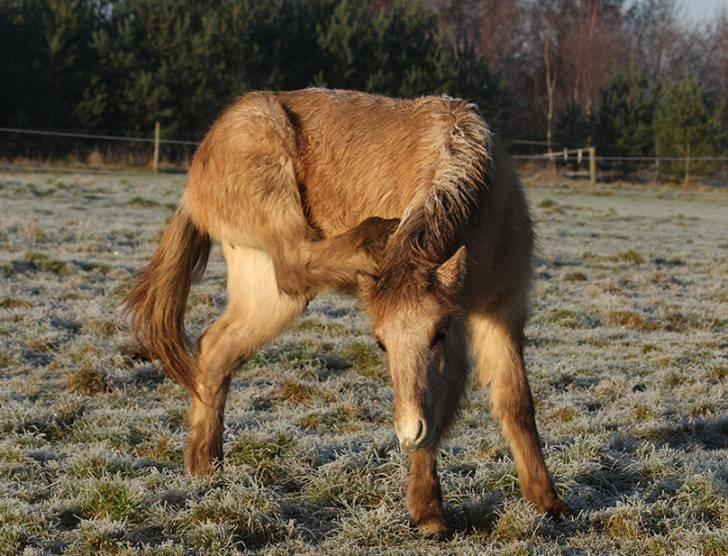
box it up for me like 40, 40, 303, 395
0, 127, 198, 145
1, 126, 726, 184
0, 125, 198, 173
510, 147, 728, 185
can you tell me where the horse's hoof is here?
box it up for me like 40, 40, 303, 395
417, 518, 449, 540
544, 499, 573, 521
185, 450, 222, 476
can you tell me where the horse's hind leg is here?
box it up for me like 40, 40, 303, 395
467, 300, 571, 518
186, 244, 307, 474
269, 217, 399, 297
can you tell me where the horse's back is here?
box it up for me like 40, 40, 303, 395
182, 88, 519, 261
277, 89, 488, 235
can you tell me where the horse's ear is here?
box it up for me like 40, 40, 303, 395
436, 246, 467, 293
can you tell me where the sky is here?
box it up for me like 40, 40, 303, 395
678, 0, 727, 24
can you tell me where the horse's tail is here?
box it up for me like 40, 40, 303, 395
123, 206, 211, 396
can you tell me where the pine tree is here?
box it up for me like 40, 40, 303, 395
597, 64, 655, 157
555, 103, 593, 148
451, 39, 509, 132
1, 0, 509, 160
654, 77, 724, 184
0, 0, 97, 129
314, 0, 459, 98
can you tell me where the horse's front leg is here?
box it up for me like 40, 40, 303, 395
468, 307, 571, 518
407, 447, 449, 538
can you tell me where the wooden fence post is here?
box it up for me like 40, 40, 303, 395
588, 147, 597, 186
153, 121, 160, 174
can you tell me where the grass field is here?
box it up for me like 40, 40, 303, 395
0, 171, 726, 555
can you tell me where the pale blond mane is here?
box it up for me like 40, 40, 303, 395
373, 99, 492, 303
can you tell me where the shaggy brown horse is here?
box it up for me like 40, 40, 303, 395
125, 88, 570, 538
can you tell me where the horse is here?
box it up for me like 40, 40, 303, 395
124, 88, 570, 538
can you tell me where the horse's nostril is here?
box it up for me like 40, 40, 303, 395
397, 418, 429, 452
415, 419, 427, 444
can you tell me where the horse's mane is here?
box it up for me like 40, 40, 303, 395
373, 99, 492, 304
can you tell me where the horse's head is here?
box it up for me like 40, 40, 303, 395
359, 246, 467, 452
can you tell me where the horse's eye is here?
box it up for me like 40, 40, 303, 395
430, 329, 446, 348
376, 339, 387, 352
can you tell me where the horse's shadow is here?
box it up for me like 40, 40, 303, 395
178, 417, 728, 544
447, 415, 728, 538
643, 415, 728, 451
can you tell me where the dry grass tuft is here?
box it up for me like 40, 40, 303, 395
66, 364, 111, 395
608, 310, 659, 331
228, 433, 295, 484
337, 340, 385, 379
616, 249, 645, 265
0, 297, 31, 309
80, 481, 142, 521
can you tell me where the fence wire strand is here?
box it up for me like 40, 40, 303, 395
0, 126, 200, 146
1, 127, 726, 178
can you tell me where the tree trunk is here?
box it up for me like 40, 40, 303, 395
544, 34, 556, 169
